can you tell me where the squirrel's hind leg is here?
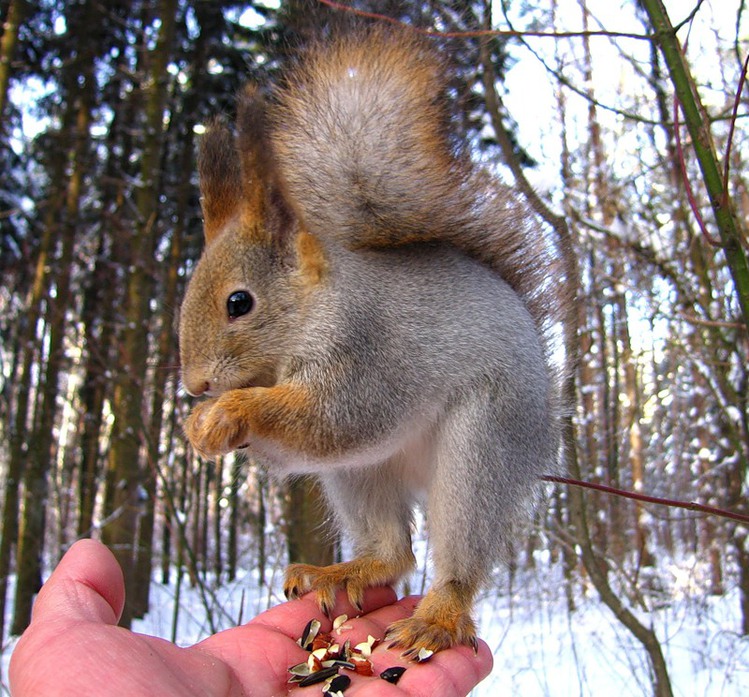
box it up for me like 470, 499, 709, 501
387, 383, 545, 654
284, 463, 416, 616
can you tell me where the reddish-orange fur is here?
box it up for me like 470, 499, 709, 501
386, 581, 479, 654
284, 550, 417, 616
295, 230, 328, 289
185, 383, 335, 459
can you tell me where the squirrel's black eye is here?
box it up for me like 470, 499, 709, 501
227, 290, 254, 320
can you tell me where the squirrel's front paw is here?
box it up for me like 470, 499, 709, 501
184, 392, 252, 459
284, 555, 410, 617
284, 562, 369, 617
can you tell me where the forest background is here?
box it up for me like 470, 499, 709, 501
0, 0, 748, 695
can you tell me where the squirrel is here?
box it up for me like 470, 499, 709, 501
179, 26, 563, 655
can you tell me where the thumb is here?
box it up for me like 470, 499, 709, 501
31, 538, 125, 627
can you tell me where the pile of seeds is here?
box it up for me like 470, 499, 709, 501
288, 615, 423, 693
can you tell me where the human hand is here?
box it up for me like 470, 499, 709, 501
9, 540, 492, 696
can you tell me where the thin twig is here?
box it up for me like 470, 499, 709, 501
316, 0, 653, 40
673, 96, 720, 246
641, 0, 749, 329
542, 475, 749, 525
497, 0, 665, 126
722, 51, 749, 208
673, 0, 707, 33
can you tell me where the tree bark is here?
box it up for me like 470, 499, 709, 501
0, 0, 27, 123
286, 476, 336, 566
0, 216, 49, 641
101, 0, 177, 627
11, 3, 99, 626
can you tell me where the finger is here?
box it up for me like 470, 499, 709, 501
377, 641, 492, 696
31, 538, 125, 626
333, 597, 492, 697
330, 585, 401, 620
337, 639, 492, 697
326, 595, 421, 649
251, 585, 399, 641
419, 641, 493, 696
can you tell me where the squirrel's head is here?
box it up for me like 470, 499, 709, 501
179, 86, 327, 398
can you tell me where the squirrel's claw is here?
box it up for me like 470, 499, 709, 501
283, 563, 338, 617
385, 615, 476, 658
283, 559, 386, 618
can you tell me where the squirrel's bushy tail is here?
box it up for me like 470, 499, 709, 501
270, 26, 564, 339
271, 27, 472, 247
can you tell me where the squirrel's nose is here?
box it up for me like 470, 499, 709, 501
183, 375, 210, 397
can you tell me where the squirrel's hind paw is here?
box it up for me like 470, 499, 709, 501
385, 582, 478, 657
385, 613, 478, 657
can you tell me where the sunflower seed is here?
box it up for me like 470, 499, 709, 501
415, 647, 434, 663
288, 662, 312, 677
353, 641, 371, 657
329, 660, 355, 670
327, 674, 351, 692
297, 666, 339, 687
312, 633, 334, 652
300, 618, 322, 650
350, 656, 374, 676
380, 666, 407, 684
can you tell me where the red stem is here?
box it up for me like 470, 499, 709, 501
673, 96, 721, 246
542, 475, 749, 525
722, 51, 749, 209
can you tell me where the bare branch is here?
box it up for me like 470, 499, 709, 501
543, 475, 749, 526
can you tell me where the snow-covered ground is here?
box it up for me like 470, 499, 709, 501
474, 563, 749, 696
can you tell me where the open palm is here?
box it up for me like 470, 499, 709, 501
10, 540, 492, 696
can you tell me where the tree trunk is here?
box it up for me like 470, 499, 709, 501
12, 25, 97, 626
212, 457, 224, 579
12, 161, 78, 635
0, 0, 27, 123
228, 457, 245, 583
255, 469, 267, 587
135, 103, 196, 612
286, 476, 336, 566
736, 536, 749, 635
76, 228, 118, 537
0, 220, 50, 641
563, 294, 674, 697
189, 460, 205, 583
100, 0, 177, 627
160, 405, 181, 586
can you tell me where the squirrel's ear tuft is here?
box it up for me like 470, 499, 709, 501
236, 84, 274, 238
198, 117, 242, 245
235, 83, 299, 250
198, 85, 296, 249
